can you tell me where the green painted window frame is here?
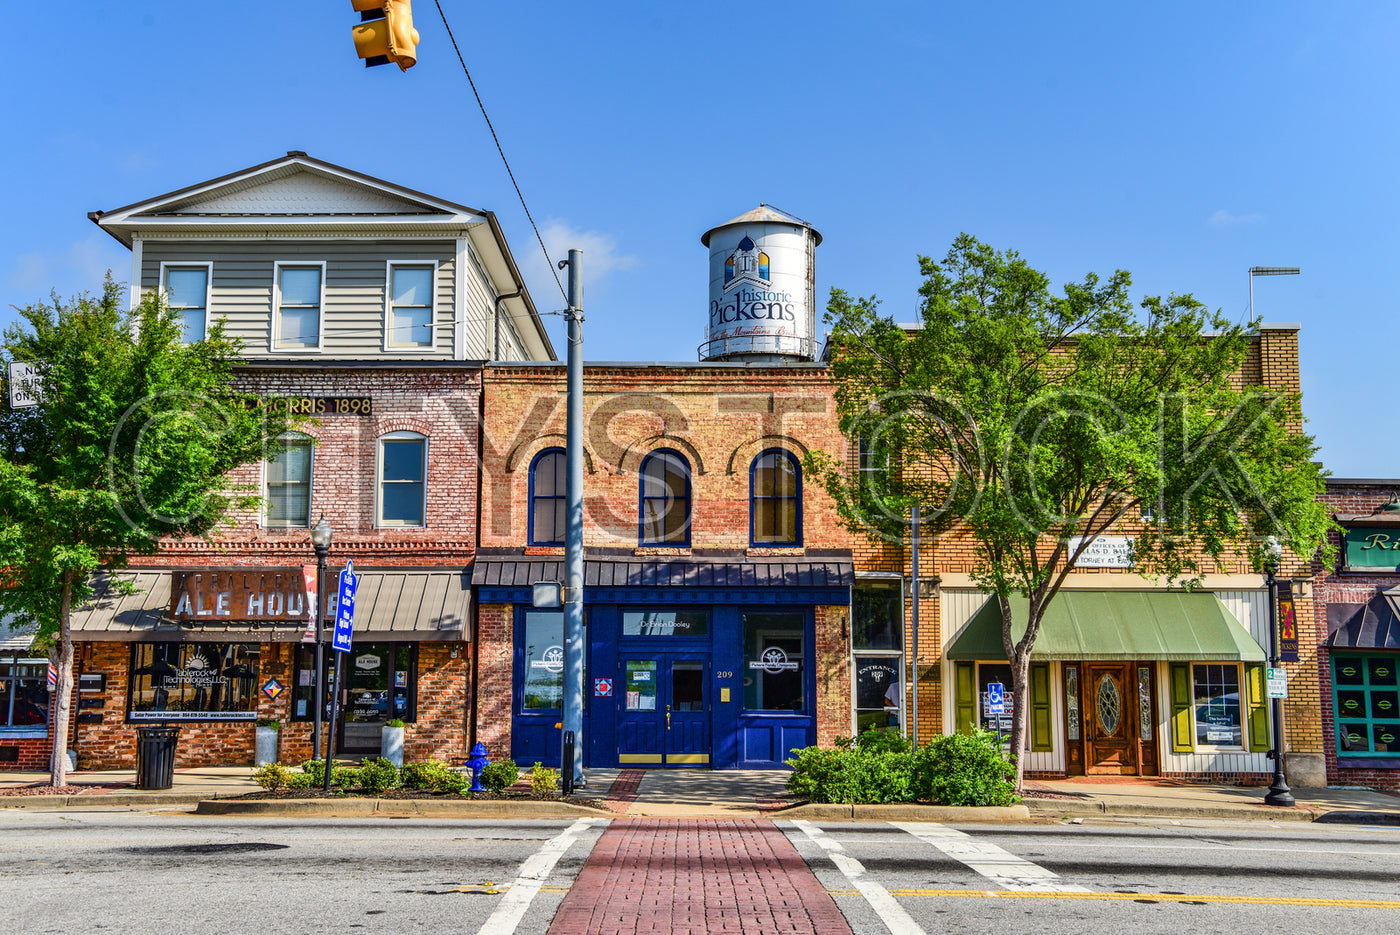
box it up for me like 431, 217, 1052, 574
1332, 652, 1400, 759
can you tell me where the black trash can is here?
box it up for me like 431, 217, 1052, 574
134, 726, 180, 790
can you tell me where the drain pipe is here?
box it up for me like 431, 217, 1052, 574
493, 291, 522, 360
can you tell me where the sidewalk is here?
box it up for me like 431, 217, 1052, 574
1024, 776, 1400, 823
0, 766, 260, 807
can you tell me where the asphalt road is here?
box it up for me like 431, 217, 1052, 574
2, 808, 1398, 935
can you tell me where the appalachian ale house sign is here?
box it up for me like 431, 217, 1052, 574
170, 569, 322, 621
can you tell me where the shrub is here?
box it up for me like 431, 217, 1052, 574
255, 717, 281, 730
400, 761, 456, 791
331, 765, 360, 788
284, 772, 312, 791
301, 759, 327, 785
251, 762, 297, 792
913, 731, 1017, 807
785, 746, 912, 804
439, 772, 473, 795
386, 718, 405, 728
843, 727, 912, 755
357, 757, 401, 793
529, 762, 560, 797
478, 758, 520, 793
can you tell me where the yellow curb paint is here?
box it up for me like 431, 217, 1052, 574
825, 889, 1400, 910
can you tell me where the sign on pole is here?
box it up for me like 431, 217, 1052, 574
986, 682, 1005, 714
8, 362, 41, 409
333, 560, 357, 653
1266, 667, 1288, 699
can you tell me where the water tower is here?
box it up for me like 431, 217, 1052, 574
699, 205, 821, 362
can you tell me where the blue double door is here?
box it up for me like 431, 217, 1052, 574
617, 652, 711, 767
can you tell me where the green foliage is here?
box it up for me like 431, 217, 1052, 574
809, 234, 1336, 779
399, 760, 456, 791
284, 772, 312, 791
255, 718, 280, 730
251, 762, 298, 792
385, 718, 405, 728
911, 731, 1017, 807
331, 765, 360, 788
478, 758, 520, 793
355, 757, 400, 793
528, 762, 560, 797
841, 727, 912, 755
300, 759, 327, 785
786, 731, 1017, 807
439, 772, 473, 795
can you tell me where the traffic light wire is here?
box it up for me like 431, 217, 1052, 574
433, 0, 568, 305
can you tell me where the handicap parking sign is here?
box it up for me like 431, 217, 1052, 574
987, 682, 1005, 714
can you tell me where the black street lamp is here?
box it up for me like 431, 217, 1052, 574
1263, 536, 1295, 807
310, 517, 333, 763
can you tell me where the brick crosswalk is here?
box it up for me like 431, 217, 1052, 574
547, 819, 852, 935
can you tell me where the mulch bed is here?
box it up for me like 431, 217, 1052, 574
0, 783, 130, 797
233, 787, 610, 810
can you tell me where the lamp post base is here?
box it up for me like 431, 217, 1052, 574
1265, 760, 1295, 807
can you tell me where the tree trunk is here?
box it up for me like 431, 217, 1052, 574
48, 572, 74, 787
1008, 650, 1031, 793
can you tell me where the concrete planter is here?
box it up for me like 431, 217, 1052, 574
381, 725, 404, 766
254, 726, 280, 766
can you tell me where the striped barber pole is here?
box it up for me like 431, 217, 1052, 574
47, 664, 57, 691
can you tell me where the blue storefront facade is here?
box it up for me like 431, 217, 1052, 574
473, 551, 853, 770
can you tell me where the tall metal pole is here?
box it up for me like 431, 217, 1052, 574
323, 651, 343, 792
1264, 562, 1295, 806
312, 543, 327, 760
910, 504, 919, 747
562, 248, 586, 788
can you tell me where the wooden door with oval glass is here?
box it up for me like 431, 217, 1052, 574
617, 653, 710, 767
1084, 663, 1136, 774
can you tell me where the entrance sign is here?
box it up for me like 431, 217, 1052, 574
1267, 667, 1288, 699
333, 560, 357, 653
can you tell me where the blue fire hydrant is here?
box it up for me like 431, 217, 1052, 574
466, 742, 489, 792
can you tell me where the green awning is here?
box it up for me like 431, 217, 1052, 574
946, 591, 1266, 662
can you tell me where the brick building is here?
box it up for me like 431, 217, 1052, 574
0, 153, 555, 771
471, 361, 857, 769
1312, 479, 1400, 790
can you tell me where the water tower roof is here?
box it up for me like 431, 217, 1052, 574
701, 204, 822, 247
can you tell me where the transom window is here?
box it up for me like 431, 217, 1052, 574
750, 449, 801, 546
378, 432, 427, 527
162, 264, 210, 343
639, 450, 691, 546
274, 263, 323, 350
529, 449, 566, 546
1334, 653, 1400, 758
387, 263, 435, 349
265, 435, 313, 528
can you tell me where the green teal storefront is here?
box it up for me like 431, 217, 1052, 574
473, 550, 852, 770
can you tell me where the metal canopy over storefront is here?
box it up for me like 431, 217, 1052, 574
1326, 589, 1400, 650
946, 591, 1266, 661
72, 569, 471, 642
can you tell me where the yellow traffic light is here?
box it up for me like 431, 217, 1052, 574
352, 0, 419, 72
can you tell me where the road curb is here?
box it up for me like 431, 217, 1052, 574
1024, 799, 1322, 821
1313, 810, 1400, 826
194, 797, 610, 819
778, 803, 1032, 821
1, 793, 229, 809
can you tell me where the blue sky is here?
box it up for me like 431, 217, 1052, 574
3, 3, 1396, 476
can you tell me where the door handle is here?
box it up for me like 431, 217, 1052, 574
666, 704, 671, 729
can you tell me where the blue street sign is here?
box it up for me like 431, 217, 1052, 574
987, 682, 1005, 715
333, 560, 357, 653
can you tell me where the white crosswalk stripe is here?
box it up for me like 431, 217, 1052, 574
789, 820, 929, 935
892, 821, 1092, 892
472, 817, 606, 935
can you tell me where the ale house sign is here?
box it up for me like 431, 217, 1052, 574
170, 568, 328, 621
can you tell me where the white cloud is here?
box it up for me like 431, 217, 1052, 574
1208, 209, 1264, 227
519, 220, 640, 310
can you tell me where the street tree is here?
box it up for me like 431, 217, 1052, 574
0, 277, 296, 786
809, 234, 1333, 788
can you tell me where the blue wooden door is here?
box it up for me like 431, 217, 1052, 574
617, 653, 710, 767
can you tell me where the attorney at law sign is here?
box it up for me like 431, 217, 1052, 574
1069, 536, 1135, 568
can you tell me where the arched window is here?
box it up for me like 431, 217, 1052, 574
750, 449, 801, 546
378, 431, 427, 527
639, 449, 691, 546
529, 448, 566, 546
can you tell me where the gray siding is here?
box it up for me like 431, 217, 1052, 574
463, 245, 529, 360
140, 240, 458, 359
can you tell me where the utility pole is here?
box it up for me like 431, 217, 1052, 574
910, 504, 919, 746
561, 249, 586, 789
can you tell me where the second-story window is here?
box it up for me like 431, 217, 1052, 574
387, 263, 435, 349
529, 448, 566, 546
162, 263, 210, 343
274, 263, 324, 350
751, 449, 801, 546
639, 450, 691, 546
379, 432, 427, 527
265, 434, 313, 528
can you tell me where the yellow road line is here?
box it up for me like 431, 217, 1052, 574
825, 889, 1400, 909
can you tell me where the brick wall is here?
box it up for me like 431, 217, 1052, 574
475, 602, 514, 760
814, 604, 851, 748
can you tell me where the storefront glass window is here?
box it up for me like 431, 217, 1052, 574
852, 582, 901, 651
0, 658, 49, 728
1334, 653, 1399, 757
624, 660, 657, 710
522, 612, 565, 710
290, 643, 417, 724
622, 611, 708, 637
743, 612, 804, 712
853, 658, 900, 734
128, 642, 260, 722
1192, 664, 1242, 747
1065, 666, 1080, 741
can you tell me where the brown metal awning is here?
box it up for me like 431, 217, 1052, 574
72, 569, 470, 642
